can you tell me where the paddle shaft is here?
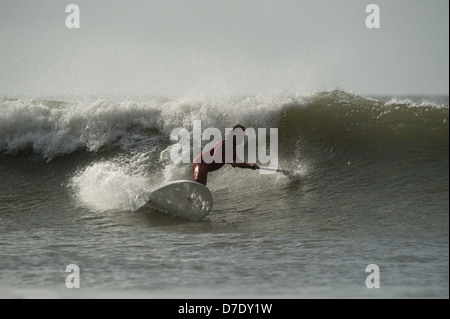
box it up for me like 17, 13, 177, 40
258, 167, 292, 176
259, 167, 281, 172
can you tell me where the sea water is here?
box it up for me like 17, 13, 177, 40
0, 91, 448, 298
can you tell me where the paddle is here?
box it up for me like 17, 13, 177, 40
258, 167, 297, 179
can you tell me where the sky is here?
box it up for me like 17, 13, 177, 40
0, 0, 448, 97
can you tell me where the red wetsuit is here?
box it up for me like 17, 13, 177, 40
192, 138, 255, 186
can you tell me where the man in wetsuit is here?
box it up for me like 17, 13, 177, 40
192, 124, 259, 186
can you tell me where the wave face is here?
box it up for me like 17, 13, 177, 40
1, 91, 448, 159
278, 91, 449, 164
1, 91, 448, 211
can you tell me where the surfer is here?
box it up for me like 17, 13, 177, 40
192, 124, 259, 186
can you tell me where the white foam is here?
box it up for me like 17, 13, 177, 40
71, 162, 152, 212
0, 95, 311, 161
0, 99, 160, 160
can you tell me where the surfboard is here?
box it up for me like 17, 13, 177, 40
145, 180, 213, 221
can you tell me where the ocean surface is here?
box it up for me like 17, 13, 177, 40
0, 90, 448, 298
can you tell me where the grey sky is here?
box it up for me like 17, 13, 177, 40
0, 0, 448, 96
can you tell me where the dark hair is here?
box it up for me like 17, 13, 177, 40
232, 123, 246, 131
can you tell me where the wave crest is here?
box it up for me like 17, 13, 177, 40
1, 91, 447, 161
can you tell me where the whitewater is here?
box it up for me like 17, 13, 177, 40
0, 90, 448, 298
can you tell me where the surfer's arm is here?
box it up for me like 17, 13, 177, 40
223, 139, 259, 170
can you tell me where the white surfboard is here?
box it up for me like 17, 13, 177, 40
145, 180, 213, 221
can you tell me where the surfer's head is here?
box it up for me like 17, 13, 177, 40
232, 124, 246, 131
231, 123, 246, 145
